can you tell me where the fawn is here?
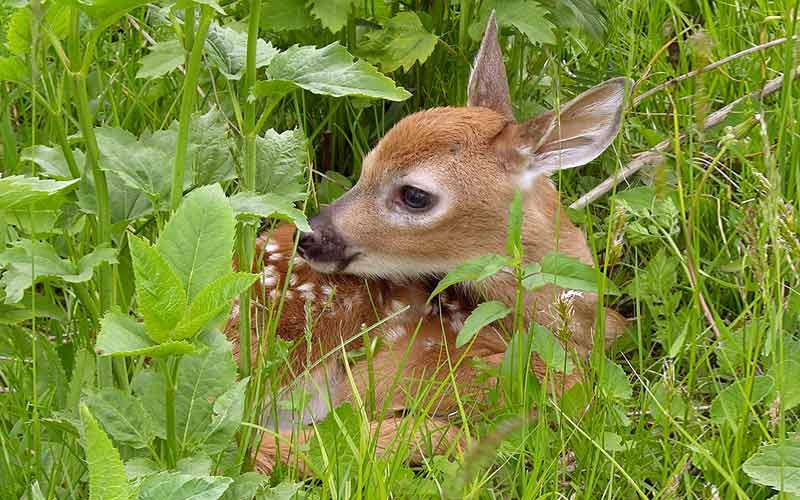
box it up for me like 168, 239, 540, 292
225, 12, 630, 473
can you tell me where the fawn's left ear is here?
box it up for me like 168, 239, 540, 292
511, 77, 632, 183
467, 10, 513, 119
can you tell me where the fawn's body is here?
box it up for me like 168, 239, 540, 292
226, 12, 630, 472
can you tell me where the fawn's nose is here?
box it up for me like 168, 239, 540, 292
296, 210, 349, 264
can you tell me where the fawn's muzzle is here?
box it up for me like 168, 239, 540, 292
297, 209, 360, 272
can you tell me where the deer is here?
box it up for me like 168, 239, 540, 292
225, 11, 631, 474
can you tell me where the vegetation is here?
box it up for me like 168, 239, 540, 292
0, 0, 798, 498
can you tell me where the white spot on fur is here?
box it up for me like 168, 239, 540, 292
383, 326, 406, 343
265, 242, 279, 253
297, 282, 316, 301
230, 300, 240, 320
389, 299, 407, 315
269, 252, 283, 262
448, 312, 466, 332
560, 290, 583, 303
260, 267, 278, 288
321, 285, 334, 299
423, 339, 438, 351
289, 274, 299, 286
269, 289, 294, 300
292, 256, 306, 268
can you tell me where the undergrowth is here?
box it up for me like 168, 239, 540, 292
0, 0, 799, 499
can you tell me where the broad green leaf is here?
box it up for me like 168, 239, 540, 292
308, 403, 361, 472
0, 241, 117, 304
309, 0, 355, 33
229, 192, 310, 232
595, 357, 632, 400
188, 110, 237, 186
79, 404, 132, 500
266, 43, 411, 101
21, 145, 84, 179
177, 455, 214, 476
711, 376, 774, 429
136, 39, 184, 79
174, 0, 226, 15
530, 324, 574, 374
457, 301, 512, 348
175, 340, 238, 453
219, 473, 269, 500
132, 370, 167, 438
429, 254, 509, 299
743, 439, 800, 495
95, 127, 171, 203
85, 388, 155, 449
78, 166, 153, 224
0, 55, 28, 83
0, 293, 65, 325
262, 482, 304, 500
197, 378, 249, 455
625, 248, 678, 301
260, 0, 314, 31
475, 0, 556, 45
76, 0, 151, 20
254, 128, 308, 199
129, 236, 188, 343
359, 11, 439, 72
124, 457, 159, 481
0, 175, 79, 209
156, 184, 237, 301
172, 272, 258, 340
95, 310, 195, 358
251, 79, 296, 101
769, 360, 800, 411
205, 23, 278, 80
138, 472, 233, 500
506, 189, 524, 259
6, 7, 31, 56
522, 252, 620, 295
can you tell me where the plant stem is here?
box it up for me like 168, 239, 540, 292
170, 6, 213, 211
164, 357, 179, 468
237, 0, 262, 379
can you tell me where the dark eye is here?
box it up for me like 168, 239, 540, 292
400, 185, 433, 211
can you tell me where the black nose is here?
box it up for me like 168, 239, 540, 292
295, 210, 348, 263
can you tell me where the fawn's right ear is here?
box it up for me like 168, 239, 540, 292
467, 10, 513, 119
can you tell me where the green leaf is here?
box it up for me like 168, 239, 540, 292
260, 0, 315, 31
769, 360, 800, 411
95, 127, 171, 204
457, 301, 512, 348
0, 175, 79, 210
205, 23, 278, 80
358, 11, 439, 72
506, 189, 524, 259
176, 455, 214, 476
229, 192, 310, 232
85, 388, 155, 449
173, 0, 226, 14
132, 370, 167, 438
175, 340, 238, 453
266, 43, 411, 101
743, 439, 800, 495
79, 403, 132, 500
308, 403, 361, 472
250, 79, 296, 101
156, 184, 237, 301
0, 293, 65, 325
172, 272, 258, 340
138, 472, 233, 500
187, 110, 237, 186
0, 241, 117, 304
254, 128, 308, 199
76, 0, 151, 20
522, 252, 620, 295
136, 39, 184, 79
530, 324, 574, 374
261, 482, 304, 500
308, 0, 354, 33
21, 145, 84, 179
711, 376, 774, 429
0, 55, 29, 83
595, 357, 632, 400
219, 473, 269, 500
197, 378, 249, 455
429, 254, 509, 299
78, 165, 153, 224
129, 236, 188, 343
95, 310, 195, 358
476, 0, 556, 45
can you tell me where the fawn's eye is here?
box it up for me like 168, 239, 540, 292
400, 185, 434, 211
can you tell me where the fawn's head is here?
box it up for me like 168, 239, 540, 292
299, 12, 631, 278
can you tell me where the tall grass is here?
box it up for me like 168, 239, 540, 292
0, 0, 798, 498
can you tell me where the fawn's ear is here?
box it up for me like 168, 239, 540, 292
514, 77, 631, 181
467, 10, 513, 119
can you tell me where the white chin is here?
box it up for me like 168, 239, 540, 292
342, 255, 455, 279
304, 260, 341, 274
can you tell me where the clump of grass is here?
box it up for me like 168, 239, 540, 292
0, 0, 798, 499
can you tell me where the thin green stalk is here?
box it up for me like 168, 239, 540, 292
0, 97, 18, 173
237, 0, 262, 379
170, 6, 213, 211
164, 358, 179, 468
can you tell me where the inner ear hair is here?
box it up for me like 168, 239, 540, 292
467, 10, 513, 119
